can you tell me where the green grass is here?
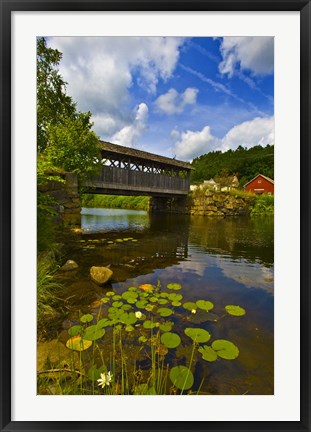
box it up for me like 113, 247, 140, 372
82, 194, 150, 211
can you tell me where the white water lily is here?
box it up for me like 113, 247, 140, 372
97, 371, 113, 388
191, 309, 197, 314
135, 311, 142, 319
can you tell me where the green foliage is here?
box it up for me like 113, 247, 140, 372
191, 144, 274, 186
250, 194, 274, 216
81, 194, 150, 211
37, 37, 76, 152
45, 113, 101, 177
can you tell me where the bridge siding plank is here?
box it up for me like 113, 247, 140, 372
86, 166, 190, 196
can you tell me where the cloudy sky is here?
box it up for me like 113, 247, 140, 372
46, 36, 274, 161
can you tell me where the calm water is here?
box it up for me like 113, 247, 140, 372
57, 208, 274, 395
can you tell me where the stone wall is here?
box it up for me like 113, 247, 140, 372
38, 173, 81, 225
189, 188, 256, 217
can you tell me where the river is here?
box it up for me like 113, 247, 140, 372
43, 208, 274, 395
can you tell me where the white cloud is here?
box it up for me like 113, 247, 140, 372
154, 87, 198, 115
221, 116, 274, 151
111, 103, 149, 147
172, 116, 274, 161
219, 37, 274, 77
173, 126, 220, 161
47, 36, 184, 145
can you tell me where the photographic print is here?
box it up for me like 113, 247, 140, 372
37, 36, 274, 396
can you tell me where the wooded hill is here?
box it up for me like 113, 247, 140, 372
190, 145, 274, 187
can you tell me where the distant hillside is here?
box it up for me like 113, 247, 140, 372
190, 145, 274, 186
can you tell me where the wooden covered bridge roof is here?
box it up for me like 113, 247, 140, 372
98, 141, 193, 170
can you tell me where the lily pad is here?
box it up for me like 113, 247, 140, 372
157, 307, 174, 317
225, 305, 246, 316
171, 301, 182, 307
188, 310, 220, 324
138, 336, 148, 343
159, 292, 169, 298
106, 291, 115, 297
145, 304, 155, 312
97, 318, 112, 328
112, 295, 122, 301
83, 325, 106, 341
158, 298, 169, 305
159, 321, 174, 332
66, 336, 92, 351
68, 325, 83, 336
121, 304, 133, 311
161, 332, 181, 349
143, 320, 156, 329
112, 301, 123, 308
169, 366, 194, 390
184, 327, 211, 343
120, 312, 137, 325
198, 345, 218, 362
100, 297, 110, 304
183, 302, 197, 311
80, 314, 93, 323
167, 283, 182, 291
196, 300, 214, 311
125, 324, 135, 332
212, 339, 239, 360
128, 286, 138, 292
135, 300, 147, 308
88, 365, 106, 382
168, 293, 183, 301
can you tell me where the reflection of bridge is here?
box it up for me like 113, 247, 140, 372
84, 141, 192, 198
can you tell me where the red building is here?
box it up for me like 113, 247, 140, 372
244, 174, 274, 194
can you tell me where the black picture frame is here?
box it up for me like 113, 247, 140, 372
1, 1, 310, 431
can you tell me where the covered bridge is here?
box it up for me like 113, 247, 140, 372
84, 141, 192, 198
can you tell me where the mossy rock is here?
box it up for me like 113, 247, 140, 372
90, 266, 113, 286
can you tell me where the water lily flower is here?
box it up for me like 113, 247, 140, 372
191, 309, 197, 314
135, 311, 142, 319
97, 371, 113, 388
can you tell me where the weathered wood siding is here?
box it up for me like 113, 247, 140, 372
85, 166, 190, 196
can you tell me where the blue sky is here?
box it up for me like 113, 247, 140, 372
47, 36, 274, 161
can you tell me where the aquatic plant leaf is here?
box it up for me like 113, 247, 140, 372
159, 292, 169, 298
116, 239, 123, 242
128, 286, 138, 292
80, 314, 94, 323
66, 336, 92, 351
167, 283, 182, 291
135, 300, 147, 308
225, 305, 246, 316
161, 332, 181, 349
168, 293, 183, 301
106, 291, 115, 297
97, 318, 112, 328
125, 324, 135, 332
184, 327, 211, 343
139, 292, 149, 298
131, 239, 138, 242
212, 339, 239, 360
122, 291, 138, 302
112, 301, 123, 308
68, 325, 83, 337
112, 295, 122, 301
169, 366, 194, 390
198, 345, 218, 362
88, 365, 106, 382
149, 296, 158, 303
145, 304, 155, 312
139, 284, 154, 293
121, 304, 133, 311
158, 298, 169, 305
171, 301, 182, 307
138, 336, 148, 343
183, 302, 197, 311
108, 307, 124, 320
196, 300, 214, 311
83, 325, 106, 341
143, 320, 156, 329
120, 312, 137, 325
100, 297, 110, 304
159, 321, 174, 332
157, 307, 174, 317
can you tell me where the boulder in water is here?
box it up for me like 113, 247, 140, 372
90, 266, 113, 286
59, 260, 78, 271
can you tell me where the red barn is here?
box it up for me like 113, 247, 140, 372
244, 174, 274, 194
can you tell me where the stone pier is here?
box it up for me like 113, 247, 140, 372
149, 195, 189, 213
